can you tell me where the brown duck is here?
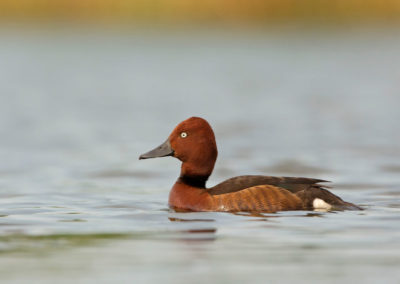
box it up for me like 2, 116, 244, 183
139, 117, 360, 212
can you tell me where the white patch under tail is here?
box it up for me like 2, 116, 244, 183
313, 198, 332, 211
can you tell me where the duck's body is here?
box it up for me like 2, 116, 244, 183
140, 117, 360, 213
169, 178, 302, 212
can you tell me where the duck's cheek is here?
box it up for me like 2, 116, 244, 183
173, 151, 187, 162
169, 140, 183, 160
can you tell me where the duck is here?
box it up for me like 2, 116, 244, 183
139, 117, 360, 212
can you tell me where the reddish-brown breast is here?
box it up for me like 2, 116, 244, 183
168, 181, 212, 212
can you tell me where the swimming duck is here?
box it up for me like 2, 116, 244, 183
139, 117, 360, 212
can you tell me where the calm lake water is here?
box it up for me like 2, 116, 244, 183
0, 27, 399, 283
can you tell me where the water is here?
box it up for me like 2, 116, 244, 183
0, 27, 399, 283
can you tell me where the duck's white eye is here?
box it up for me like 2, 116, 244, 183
180, 132, 187, 138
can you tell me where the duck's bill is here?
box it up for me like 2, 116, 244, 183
139, 139, 174, 160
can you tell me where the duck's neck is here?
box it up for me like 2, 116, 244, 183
178, 175, 208, 188
178, 160, 215, 188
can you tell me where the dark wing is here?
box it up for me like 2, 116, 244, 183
207, 175, 328, 195
207, 175, 361, 211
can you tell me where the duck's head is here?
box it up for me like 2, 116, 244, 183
139, 117, 218, 181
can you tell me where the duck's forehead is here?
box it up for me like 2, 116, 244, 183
174, 121, 198, 133
170, 117, 212, 137
178, 118, 208, 131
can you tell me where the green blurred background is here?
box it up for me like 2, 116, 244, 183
1, 0, 400, 27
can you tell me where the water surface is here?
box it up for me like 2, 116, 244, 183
0, 28, 399, 283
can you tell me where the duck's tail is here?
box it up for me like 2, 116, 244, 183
295, 185, 362, 211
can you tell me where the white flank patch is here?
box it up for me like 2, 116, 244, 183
313, 198, 332, 210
